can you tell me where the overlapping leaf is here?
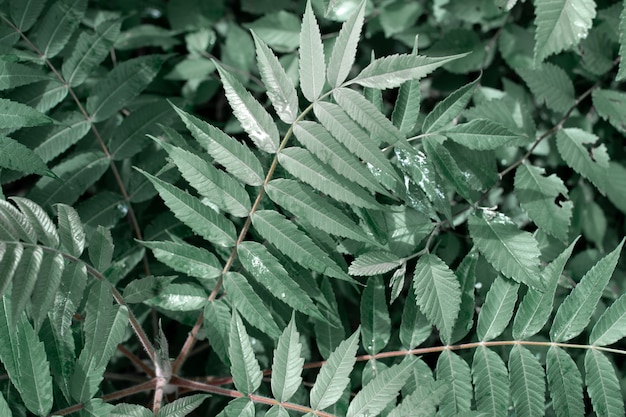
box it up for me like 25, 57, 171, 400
422, 77, 479, 133
476, 275, 519, 342
360, 276, 390, 355
326, 1, 365, 87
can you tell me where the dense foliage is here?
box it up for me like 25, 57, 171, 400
1, 0, 626, 416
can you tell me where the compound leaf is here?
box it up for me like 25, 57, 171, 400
326, 1, 365, 87
299, 0, 325, 102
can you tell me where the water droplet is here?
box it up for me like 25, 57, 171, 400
116, 203, 128, 216
475, 282, 483, 289
280, 292, 286, 298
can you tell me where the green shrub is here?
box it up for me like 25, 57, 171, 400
1, 0, 626, 416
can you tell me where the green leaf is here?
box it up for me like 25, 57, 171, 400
204, 300, 231, 365
0, 392, 11, 417
551, 239, 625, 342
28, 112, 90, 163
238, 241, 323, 320
86, 55, 168, 122
229, 310, 263, 395
436, 350, 472, 416
476, 275, 519, 341
590, 292, 626, 346
618, 3, 626, 81
412, 254, 461, 344
349, 251, 403, 276
310, 328, 360, 410
215, 63, 279, 153
56, 204, 85, 257
513, 238, 578, 340
399, 290, 431, 349
468, 210, 542, 289
278, 146, 382, 209
33, 0, 87, 59
472, 346, 509, 417
62, 19, 122, 87
333, 87, 407, 148
252, 31, 299, 124
145, 282, 208, 312
546, 346, 584, 417
444, 119, 528, 150
450, 248, 478, 344
556, 128, 609, 194
423, 137, 471, 201
391, 78, 420, 134
172, 105, 265, 186
299, 0, 326, 101
265, 179, 372, 243
223, 272, 281, 339
313, 101, 401, 188
251, 210, 353, 282
0, 99, 52, 129
141, 240, 221, 280
0, 199, 37, 243
216, 398, 255, 417
518, 63, 575, 113
9, 246, 41, 325
514, 162, 572, 241
122, 275, 176, 303
422, 77, 479, 133
136, 168, 237, 247
592, 89, 626, 133
29, 152, 110, 208
10, 197, 59, 248
13, 312, 53, 416
349, 53, 469, 89
88, 226, 113, 271
293, 121, 387, 195
156, 394, 210, 417
327, 1, 365, 87
584, 349, 625, 417
0, 61, 51, 91
360, 276, 390, 355
10, 0, 46, 32
245, 11, 301, 52
346, 361, 411, 417
508, 345, 545, 417
534, 0, 596, 62
271, 315, 304, 402
159, 141, 251, 217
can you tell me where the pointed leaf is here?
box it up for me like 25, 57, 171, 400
172, 105, 264, 186
450, 248, 478, 344
618, 4, 626, 81
534, 0, 596, 62
585, 349, 625, 417
62, 19, 122, 87
310, 328, 360, 410
160, 142, 251, 217
238, 241, 323, 320
216, 64, 279, 153
349, 53, 468, 89
423, 136, 472, 202
252, 32, 299, 124
546, 346, 584, 417
399, 290, 431, 349
86, 55, 168, 122
9, 246, 41, 325
30, 252, 64, 330
508, 345, 545, 417
551, 239, 625, 342
0, 61, 51, 91
477, 275, 519, 341
140, 240, 221, 280
556, 128, 609, 194
515, 162, 572, 241
265, 179, 373, 243
592, 89, 626, 133
204, 300, 231, 366
156, 394, 210, 417
444, 119, 528, 150
590, 293, 626, 346
472, 346, 509, 417
0, 99, 52, 129
422, 77, 479, 133
349, 251, 403, 276
299, 0, 326, 101
469, 210, 542, 289
412, 254, 461, 344
327, 1, 365, 87
333, 87, 407, 148
10, 0, 46, 32
88, 226, 113, 271
56, 204, 85, 257
122, 276, 176, 303
436, 350, 472, 416
33, 0, 87, 59
271, 315, 304, 402
513, 239, 577, 339
229, 310, 263, 395
346, 361, 411, 417
360, 276, 390, 355
278, 146, 382, 209
10, 197, 59, 248
223, 272, 281, 339
518, 63, 575, 113
293, 121, 387, 195
251, 210, 353, 282
136, 168, 236, 247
